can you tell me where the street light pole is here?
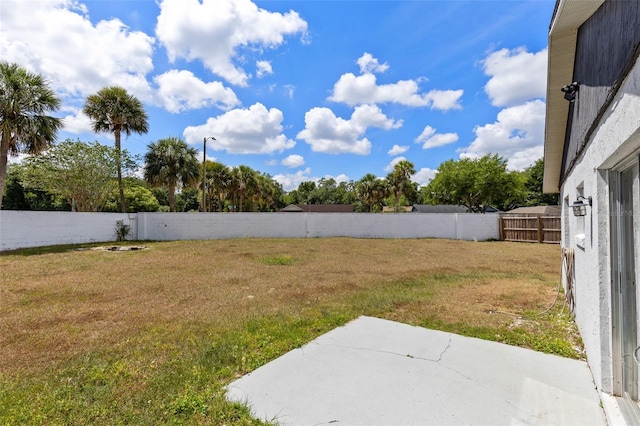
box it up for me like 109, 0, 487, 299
202, 136, 216, 212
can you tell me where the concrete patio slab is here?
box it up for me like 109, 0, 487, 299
226, 316, 606, 426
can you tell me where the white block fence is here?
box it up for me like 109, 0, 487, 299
0, 211, 500, 251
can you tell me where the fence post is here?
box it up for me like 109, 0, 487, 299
537, 215, 543, 243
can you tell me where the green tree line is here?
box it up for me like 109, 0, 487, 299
0, 61, 557, 214
5, 146, 555, 213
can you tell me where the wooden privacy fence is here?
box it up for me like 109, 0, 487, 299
499, 214, 561, 244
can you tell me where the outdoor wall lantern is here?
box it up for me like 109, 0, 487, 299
570, 195, 592, 217
561, 82, 579, 102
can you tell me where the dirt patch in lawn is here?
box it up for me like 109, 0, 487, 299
89, 245, 148, 252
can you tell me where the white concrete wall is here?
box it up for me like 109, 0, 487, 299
560, 55, 640, 394
305, 213, 455, 239
136, 212, 307, 240
0, 210, 500, 251
0, 211, 134, 251
308, 213, 499, 241
137, 212, 499, 241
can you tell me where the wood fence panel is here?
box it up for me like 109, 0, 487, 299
499, 215, 561, 244
542, 216, 561, 244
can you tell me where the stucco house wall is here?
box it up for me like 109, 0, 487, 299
544, 0, 640, 421
560, 55, 640, 392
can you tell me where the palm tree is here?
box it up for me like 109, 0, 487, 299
386, 160, 416, 213
143, 137, 200, 212
231, 165, 257, 212
356, 174, 377, 212
83, 86, 148, 213
356, 174, 389, 213
254, 173, 277, 212
207, 161, 231, 212
371, 179, 389, 212
0, 62, 62, 209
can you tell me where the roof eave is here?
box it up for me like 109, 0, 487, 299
543, 0, 605, 193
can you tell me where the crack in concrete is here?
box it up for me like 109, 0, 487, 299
431, 350, 548, 423
313, 337, 453, 363
435, 336, 452, 362
314, 337, 541, 421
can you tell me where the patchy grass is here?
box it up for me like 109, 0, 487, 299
259, 254, 294, 266
0, 238, 575, 424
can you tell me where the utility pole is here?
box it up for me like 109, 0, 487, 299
202, 136, 216, 212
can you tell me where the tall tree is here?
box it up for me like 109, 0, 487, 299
424, 154, 525, 212
254, 173, 277, 212
403, 181, 419, 206
337, 181, 357, 204
271, 178, 286, 210
231, 165, 257, 212
313, 178, 339, 204
143, 137, 200, 212
523, 158, 560, 206
83, 86, 148, 213
370, 178, 389, 213
296, 181, 318, 204
1, 165, 28, 210
3, 165, 69, 211
356, 174, 379, 212
176, 188, 200, 212
20, 139, 136, 212
206, 161, 231, 212
0, 62, 62, 209
386, 160, 416, 213
103, 179, 161, 213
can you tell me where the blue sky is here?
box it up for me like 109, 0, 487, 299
1, 0, 553, 191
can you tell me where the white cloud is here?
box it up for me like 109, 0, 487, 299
297, 104, 401, 155
415, 125, 459, 149
384, 156, 407, 173
272, 171, 348, 192
482, 47, 547, 107
357, 52, 389, 74
201, 152, 219, 163
351, 104, 403, 130
154, 70, 240, 113
183, 103, 296, 154
413, 167, 436, 187
156, 0, 307, 87
0, 0, 155, 101
256, 60, 273, 78
327, 173, 350, 184
282, 154, 305, 168
60, 107, 93, 134
458, 99, 545, 170
388, 144, 409, 156
329, 72, 463, 109
283, 84, 295, 99
273, 167, 313, 191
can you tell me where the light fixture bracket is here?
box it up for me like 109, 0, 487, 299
570, 195, 591, 217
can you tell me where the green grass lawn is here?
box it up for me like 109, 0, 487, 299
0, 238, 577, 425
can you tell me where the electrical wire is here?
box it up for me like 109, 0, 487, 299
539, 276, 561, 315
495, 246, 575, 318
539, 247, 575, 316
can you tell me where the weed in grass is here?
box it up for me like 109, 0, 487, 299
171, 387, 211, 416
259, 254, 294, 266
